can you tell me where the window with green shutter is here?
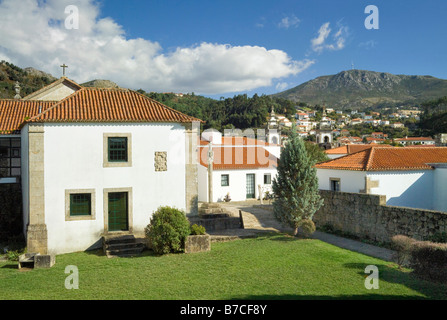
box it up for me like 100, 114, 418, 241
108, 137, 128, 162
70, 193, 92, 216
221, 174, 229, 186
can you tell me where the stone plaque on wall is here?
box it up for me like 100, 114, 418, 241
154, 152, 167, 172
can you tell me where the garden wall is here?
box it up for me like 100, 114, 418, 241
314, 190, 447, 243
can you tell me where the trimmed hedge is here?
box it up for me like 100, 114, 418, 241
391, 235, 447, 282
145, 206, 191, 255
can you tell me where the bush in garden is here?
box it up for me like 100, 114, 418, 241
391, 234, 447, 282
190, 224, 206, 235
391, 235, 416, 268
297, 219, 316, 238
145, 206, 191, 255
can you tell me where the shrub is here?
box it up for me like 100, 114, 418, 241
190, 224, 206, 235
391, 234, 447, 282
391, 235, 416, 267
410, 240, 447, 282
145, 206, 191, 255
297, 219, 316, 238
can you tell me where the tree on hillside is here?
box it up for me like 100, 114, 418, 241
272, 129, 323, 236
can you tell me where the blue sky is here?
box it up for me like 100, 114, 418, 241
0, 0, 446, 98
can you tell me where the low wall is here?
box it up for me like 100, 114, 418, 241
314, 190, 447, 243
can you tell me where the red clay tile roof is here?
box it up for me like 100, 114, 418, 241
199, 145, 277, 170
23, 87, 202, 124
325, 144, 394, 155
0, 100, 55, 134
316, 147, 447, 171
199, 136, 275, 147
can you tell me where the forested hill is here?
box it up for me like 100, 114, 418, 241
274, 69, 447, 110
419, 96, 447, 135
0, 61, 57, 99
139, 91, 298, 131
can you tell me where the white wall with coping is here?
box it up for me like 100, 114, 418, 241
317, 169, 366, 193
317, 168, 444, 211
433, 166, 447, 212
367, 170, 434, 210
22, 122, 188, 255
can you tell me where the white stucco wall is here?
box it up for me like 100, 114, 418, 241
198, 166, 277, 202
367, 170, 434, 210
23, 122, 188, 254
433, 167, 447, 212
317, 169, 366, 193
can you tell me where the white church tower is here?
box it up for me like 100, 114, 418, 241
266, 107, 280, 145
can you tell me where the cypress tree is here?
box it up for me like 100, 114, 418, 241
272, 129, 323, 236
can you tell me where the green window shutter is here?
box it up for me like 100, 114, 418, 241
70, 193, 92, 216
108, 137, 128, 162
221, 174, 229, 186
264, 174, 271, 184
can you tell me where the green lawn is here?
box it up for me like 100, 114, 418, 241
1, 234, 446, 300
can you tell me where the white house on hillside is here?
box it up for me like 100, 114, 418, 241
315, 147, 447, 211
198, 131, 279, 203
0, 78, 202, 255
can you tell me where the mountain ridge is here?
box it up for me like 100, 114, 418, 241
274, 69, 447, 110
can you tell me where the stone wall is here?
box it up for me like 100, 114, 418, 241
314, 190, 447, 243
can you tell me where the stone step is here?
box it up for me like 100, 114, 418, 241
105, 241, 145, 251
102, 234, 146, 258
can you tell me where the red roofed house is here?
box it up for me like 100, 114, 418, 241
315, 147, 447, 211
198, 130, 278, 203
0, 77, 202, 255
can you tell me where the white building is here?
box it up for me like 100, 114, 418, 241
316, 147, 447, 211
198, 131, 279, 203
394, 136, 435, 146
0, 78, 202, 255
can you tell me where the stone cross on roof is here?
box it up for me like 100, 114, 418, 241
60, 64, 68, 77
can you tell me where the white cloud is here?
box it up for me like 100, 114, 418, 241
311, 22, 348, 53
275, 82, 289, 92
0, 0, 312, 95
278, 15, 300, 29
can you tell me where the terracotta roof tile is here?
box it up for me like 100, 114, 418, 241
325, 144, 393, 155
0, 100, 55, 134
316, 147, 447, 171
199, 145, 277, 170
24, 87, 203, 124
199, 136, 274, 146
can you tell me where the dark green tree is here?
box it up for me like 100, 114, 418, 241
272, 129, 323, 236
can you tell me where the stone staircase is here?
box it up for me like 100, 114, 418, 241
102, 234, 146, 258
189, 203, 243, 232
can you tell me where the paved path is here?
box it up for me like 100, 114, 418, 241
212, 201, 396, 262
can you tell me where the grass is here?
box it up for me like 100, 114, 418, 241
1, 233, 446, 300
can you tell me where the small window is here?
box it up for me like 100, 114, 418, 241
330, 179, 340, 192
108, 137, 128, 162
221, 174, 229, 187
70, 193, 92, 216
264, 174, 272, 185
